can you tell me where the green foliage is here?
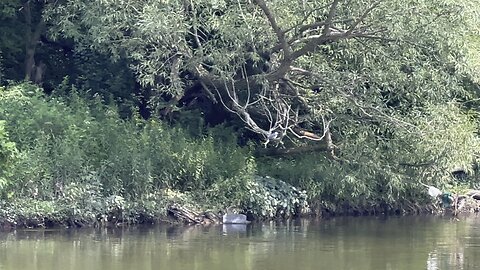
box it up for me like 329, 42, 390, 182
0, 83, 255, 200
44, 0, 480, 117
243, 176, 309, 218
0, 82, 315, 224
1, 0, 480, 225
1, 81, 478, 222
0, 119, 17, 192
0, 198, 62, 227
203, 155, 256, 208
394, 103, 479, 181
259, 102, 480, 213
0, 190, 162, 227
58, 181, 104, 223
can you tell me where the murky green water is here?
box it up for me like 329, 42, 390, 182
1, 216, 480, 270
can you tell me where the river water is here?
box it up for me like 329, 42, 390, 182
0, 216, 479, 270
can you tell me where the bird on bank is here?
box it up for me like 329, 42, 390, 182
420, 183, 479, 212
420, 183, 442, 198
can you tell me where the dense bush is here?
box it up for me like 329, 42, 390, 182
0, 119, 17, 192
0, 83, 255, 200
0, 83, 321, 226
1, 82, 478, 226
243, 176, 310, 218
258, 103, 480, 214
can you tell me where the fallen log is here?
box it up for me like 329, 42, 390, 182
168, 205, 221, 224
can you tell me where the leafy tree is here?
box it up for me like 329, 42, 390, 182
8, 0, 480, 209
0, 0, 480, 216
0, 1, 142, 113
46, 0, 480, 148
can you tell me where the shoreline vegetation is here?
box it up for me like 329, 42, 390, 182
1, 185, 480, 230
0, 83, 480, 229
1, 1, 480, 229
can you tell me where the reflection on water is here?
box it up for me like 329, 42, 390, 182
1, 216, 480, 270
222, 224, 247, 234
427, 249, 465, 270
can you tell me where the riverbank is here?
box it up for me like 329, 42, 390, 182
2, 84, 480, 230
0, 176, 310, 229
2, 181, 479, 230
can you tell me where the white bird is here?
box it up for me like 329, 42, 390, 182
421, 183, 442, 197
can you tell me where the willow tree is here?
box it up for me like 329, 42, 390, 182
46, 0, 480, 180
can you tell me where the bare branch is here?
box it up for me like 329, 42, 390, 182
207, 75, 305, 147
190, 1, 203, 52
255, 144, 330, 157
289, 66, 313, 75
199, 81, 217, 103
289, 115, 333, 141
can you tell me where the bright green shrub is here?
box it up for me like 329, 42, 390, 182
0, 119, 17, 192
0, 83, 256, 201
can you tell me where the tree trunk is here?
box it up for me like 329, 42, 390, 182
23, 1, 46, 83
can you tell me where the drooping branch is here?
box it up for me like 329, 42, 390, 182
160, 54, 183, 116
190, 1, 203, 52
290, 66, 418, 131
186, 0, 389, 153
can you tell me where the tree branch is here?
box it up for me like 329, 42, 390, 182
286, 1, 385, 61
322, 0, 340, 36
297, 19, 352, 35
345, 1, 382, 35
253, 0, 290, 59
283, 3, 334, 34
254, 144, 329, 157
